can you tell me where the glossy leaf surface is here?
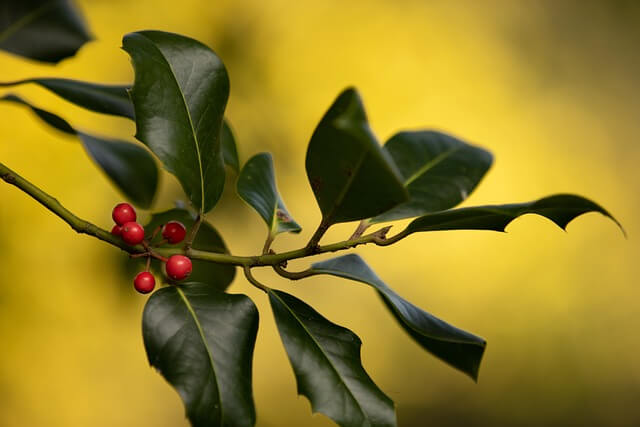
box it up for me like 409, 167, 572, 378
221, 120, 239, 173
0, 0, 91, 63
269, 289, 396, 427
143, 209, 235, 289
405, 194, 623, 235
237, 153, 301, 236
1, 94, 157, 208
305, 88, 408, 225
0, 78, 133, 118
123, 30, 229, 213
143, 284, 258, 427
311, 254, 486, 380
371, 131, 493, 223
0, 78, 241, 172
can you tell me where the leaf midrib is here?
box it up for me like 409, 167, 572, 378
0, 1, 56, 44
177, 287, 224, 422
138, 34, 206, 212
403, 145, 463, 187
323, 148, 368, 223
270, 290, 367, 421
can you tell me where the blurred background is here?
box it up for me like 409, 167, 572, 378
0, 0, 638, 425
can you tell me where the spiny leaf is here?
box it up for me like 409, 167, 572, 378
310, 254, 486, 380
305, 88, 408, 225
141, 209, 235, 289
0, 78, 133, 118
269, 289, 396, 427
237, 153, 301, 237
143, 284, 258, 427
123, 30, 229, 213
1, 94, 157, 208
405, 194, 624, 235
371, 131, 493, 223
0, 0, 91, 63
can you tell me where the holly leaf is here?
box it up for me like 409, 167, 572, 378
143, 283, 258, 427
404, 194, 624, 235
142, 209, 235, 289
310, 254, 486, 380
0, 79, 134, 118
269, 289, 396, 427
237, 153, 301, 237
221, 120, 239, 173
370, 131, 493, 223
0, 0, 91, 63
123, 30, 229, 213
1, 94, 157, 208
305, 88, 408, 225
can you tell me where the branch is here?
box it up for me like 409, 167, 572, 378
1, 162, 408, 268
0, 162, 143, 254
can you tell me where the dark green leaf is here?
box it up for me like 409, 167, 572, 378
237, 153, 301, 237
305, 88, 408, 225
143, 283, 258, 427
142, 209, 235, 289
221, 120, 239, 173
0, 78, 133, 118
370, 131, 493, 223
79, 133, 157, 208
269, 289, 396, 427
405, 194, 624, 235
0, 0, 91, 63
310, 254, 486, 380
123, 30, 229, 213
0, 79, 241, 173
1, 94, 157, 208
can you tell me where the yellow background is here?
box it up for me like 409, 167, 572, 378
0, 1, 637, 426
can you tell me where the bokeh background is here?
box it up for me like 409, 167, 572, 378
0, 0, 638, 426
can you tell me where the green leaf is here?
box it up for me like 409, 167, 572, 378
237, 153, 301, 237
1, 94, 157, 208
404, 194, 624, 235
0, 79, 134, 118
122, 30, 229, 214
370, 131, 493, 223
143, 283, 258, 427
0, 0, 91, 63
305, 88, 408, 225
142, 209, 236, 289
269, 289, 396, 427
221, 120, 239, 173
310, 254, 486, 380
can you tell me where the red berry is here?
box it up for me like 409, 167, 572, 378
165, 255, 192, 281
162, 221, 187, 244
134, 272, 155, 294
111, 225, 122, 236
112, 203, 136, 225
121, 221, 145, 245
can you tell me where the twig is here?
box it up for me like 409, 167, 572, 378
243, 266, 270, 292
0, 161, 410, 269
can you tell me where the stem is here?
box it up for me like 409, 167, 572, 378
1, 161, 409, 269
262, 233, 275, 255
273, 264, 316, 280
306, 220, 330, 250
183, 214, 202, 251
243, 266, 269, 292
0, 162, 143, 254
349, 219, 371, 240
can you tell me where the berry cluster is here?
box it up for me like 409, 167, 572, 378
110, 203, 193, 294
